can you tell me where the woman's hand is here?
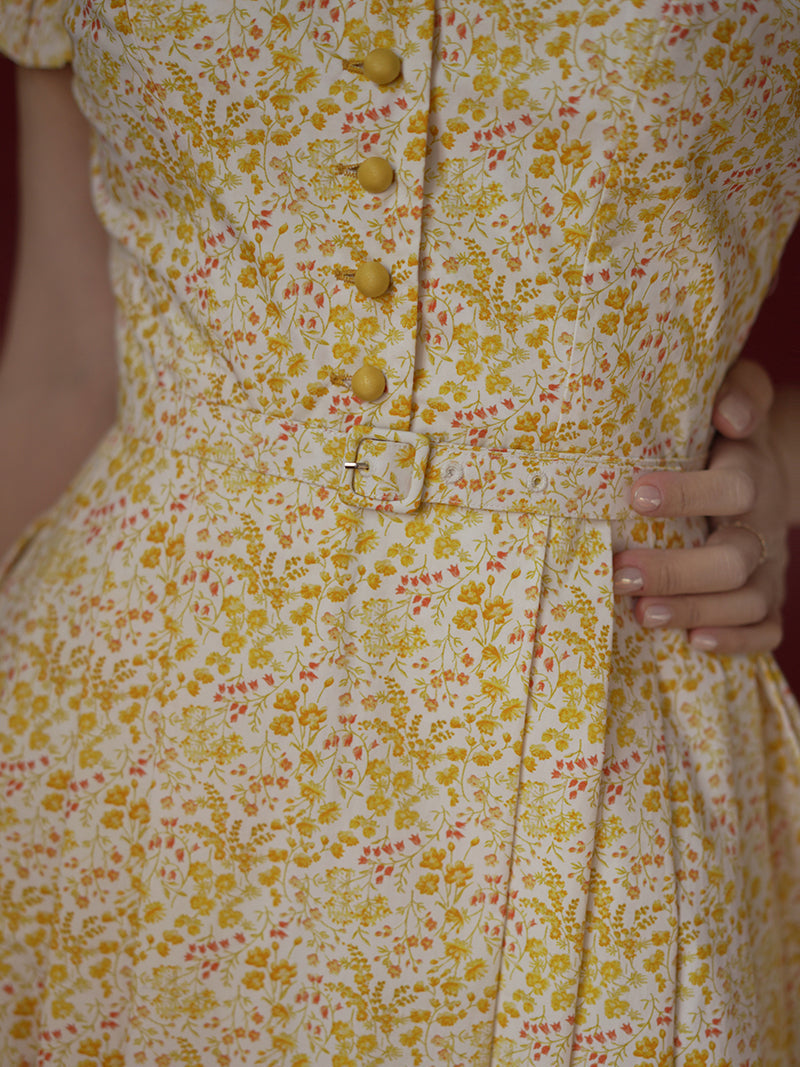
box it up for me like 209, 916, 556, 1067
613, 359, 789, 654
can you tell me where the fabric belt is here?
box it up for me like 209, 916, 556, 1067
122, 386, 705, 520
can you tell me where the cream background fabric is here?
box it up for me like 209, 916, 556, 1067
1, 2, 800, 1064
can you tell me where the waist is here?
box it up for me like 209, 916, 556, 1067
120, 386, 705, 519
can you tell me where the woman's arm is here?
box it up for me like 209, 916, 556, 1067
0, 65, 116, 558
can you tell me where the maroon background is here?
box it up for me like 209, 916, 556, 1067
1, 55, 799, 685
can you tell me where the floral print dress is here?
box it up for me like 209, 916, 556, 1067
1, 1, 800, 1064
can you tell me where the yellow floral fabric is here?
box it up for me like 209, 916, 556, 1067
2, 1, 800, 1065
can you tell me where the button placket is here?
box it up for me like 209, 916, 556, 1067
333, 40, 402, 408
328, 5, 435, 425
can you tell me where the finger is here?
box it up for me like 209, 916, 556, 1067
629, 466, 756, 518
688, 615, 783, 655
614, 528, 762, 598
632, 582, 770, 631
712, 358, 774, 438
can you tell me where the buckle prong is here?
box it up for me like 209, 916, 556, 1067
343, 460, 370, 471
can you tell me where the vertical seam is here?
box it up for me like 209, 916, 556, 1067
486, 513, 552, 1067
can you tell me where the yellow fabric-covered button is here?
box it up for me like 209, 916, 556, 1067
357, 156, 395, 194
362, 47, 402, 86
354, 261, 391, 298
351, 364, 386, 402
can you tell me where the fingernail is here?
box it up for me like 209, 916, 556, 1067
632, 485, 662, 513
717, 394, 752, 434
691, 632, 718, 652
643, 604, 672, 627
613, 567, 644, 594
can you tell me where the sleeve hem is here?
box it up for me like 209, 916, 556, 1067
0, 1, 73, 69
0, 45, 72, 68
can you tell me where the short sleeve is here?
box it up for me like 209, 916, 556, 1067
0, 0, 72, 68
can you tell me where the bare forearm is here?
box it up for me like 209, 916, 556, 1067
0, 66, 117, 559
0, 380, 116, 558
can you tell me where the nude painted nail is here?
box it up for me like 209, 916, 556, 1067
613, 567, 644, 594
691, 632, 718, 652
717, 394, 751, 434
642, 604, 671, 627
632, 485, 662, 513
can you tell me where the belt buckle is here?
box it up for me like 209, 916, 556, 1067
340, 426, 430, 514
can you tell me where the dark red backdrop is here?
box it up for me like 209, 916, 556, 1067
1, 56, 798, 686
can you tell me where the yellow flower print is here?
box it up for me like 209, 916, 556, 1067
270, 961, 297, 984
258, 252, 284, 281
624, 301, 648, 329
684, 1054, 710, 1067
12, 996, 37, 1017
473, 70, 500, 95
634, 1037, 659, 1057
51, 995, 74, 1020
129, 799, 150, 823
532, 127, 560, 151
249, 643, 272, 669
218, 906, 243, 929
456, 354, 482, 380
298, 704, 326, 730
405, 518, 435, 544
404, 137, 427, 161
558, 704, 585, 728
271, 714, 294, 736
46, 769, 71, 790
453, 607, 478, 630
704, 45, 726, 69
0, 0, 798, 1061
434, 531, 460, 557
545, 31, 571, 57
730, 39, 753, 65
560, 139, 591, 167
597, 312, 620, 334
238, 265, 258, 288
222, 630, 248, 653
503, 84, 529, 109
481, 596, 513, 622
605, 286, 630, 310
458, 581, 485, 605
421, 848, 446, 871
78, 747, 101, 769
274, 690, 300, 711
367, 792, 392, 816
444, 861, 473, 888
713, 19, 737, 42
530, 155, 555, 179
140, 546, 161, 568
146, 522, 169, 543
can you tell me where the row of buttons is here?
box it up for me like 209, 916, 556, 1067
340, 48, 403, 403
